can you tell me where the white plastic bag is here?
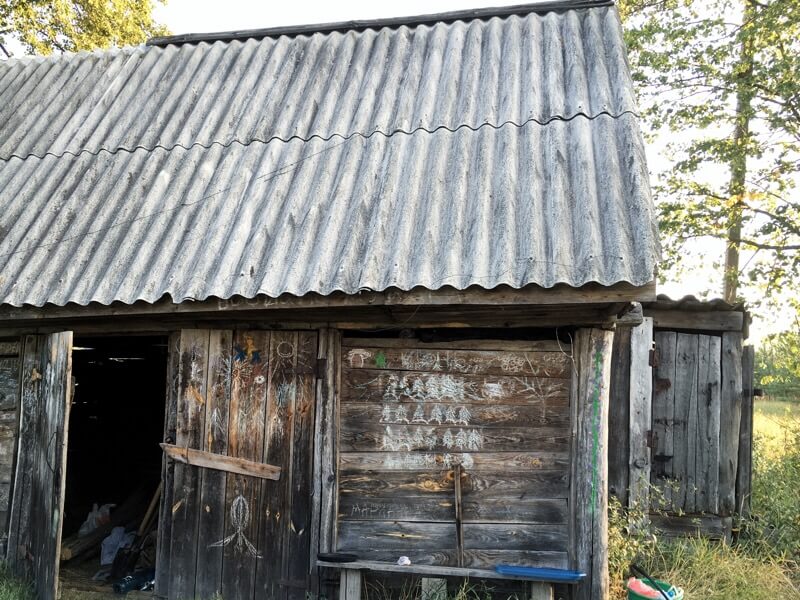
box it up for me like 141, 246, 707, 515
100, 526, 135, 566
78, 502, 115, 537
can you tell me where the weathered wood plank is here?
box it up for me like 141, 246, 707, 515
318, 557, 570, 580
344, 370, 569, 405
338, 496, 568, 524
155, 332, 180, 598
0, 357, 19, 411
341, 402, 569, 428
651, 332, 676, 510
340, 568, 362, 600
339, 424, 569, 453
343, 347, 571, 378
168, 330, 210, 600
284, 331, 318, 599
315, 330, 340, 558
628, 319, 653, 513
6, 335, 39, 578
339, 451, 570, 472
336, 521, 568, 553
671, 334, 699, 511
339, 470, 569, 499
719, 332, 743, 516
221, 330, 269, 600
608, 326, 631, 505
695, 335, 721, 513
343, 338, 567, 352
650, 513, 732, 541
736, 345, 755, 516
161, 443, 280, 480
646, 309, 744, 333
571, 328, 613, 600
194, 331, 232, 599
325, 549, 569, 570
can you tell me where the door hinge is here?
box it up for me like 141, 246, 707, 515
648, 342, 658, 367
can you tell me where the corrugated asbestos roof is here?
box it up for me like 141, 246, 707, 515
0, 2, 659, 308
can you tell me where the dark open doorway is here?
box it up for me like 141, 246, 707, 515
59, 335, 167, 597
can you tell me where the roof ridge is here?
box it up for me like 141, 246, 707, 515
147, 0, 614, 47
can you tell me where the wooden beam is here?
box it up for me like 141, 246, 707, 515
160, 444, 281, 481
454, 464, 464, 568
646, 309, 744, 333
628, 318, 653, 516
571, 328, 614, 600
0, 282, 656, 323
339, 568, 362, 600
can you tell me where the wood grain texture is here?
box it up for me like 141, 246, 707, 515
628, 319, 653, 513
719, 332, 743, 516
168, 330, 210, 600
736, 345, 755, 516
161, 443, 280, 479
651, 332, 676, 510
155, 332, 180, 597
695, 335, 721, 513
571, 328, 613, 600
193, 330, 232, 600
607, 326, 631, 505
671, 334, 699, 511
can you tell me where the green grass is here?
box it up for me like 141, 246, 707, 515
0, 565, 33, 600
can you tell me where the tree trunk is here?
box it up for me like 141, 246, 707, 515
723, 3, 756, 304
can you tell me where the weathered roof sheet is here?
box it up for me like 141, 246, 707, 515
0, 2, 659, 308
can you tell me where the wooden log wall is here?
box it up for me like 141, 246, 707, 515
160, 329, 318, 600
0, 339, 21, 549
335, 338, 573, 570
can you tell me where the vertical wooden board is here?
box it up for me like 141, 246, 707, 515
220, 330, 270, 600
0, 355, 19, 411
253, 331, 295, 600
315, 330, 340, 587
607, 327, 631, 506
628, 319, 653, 513
284, 332, 318, 599
719, 332, 743, 516
736, 346, 755, 516
571, 328, 613, 600
168, 330, 210, 600
6, 335, 39, 575
651, 332, 676, 510
697, 336, 721, 514
155, 332, 180, 597
671, 334, 698, 512
195, 330, 233, 599
685, 335, 708, 513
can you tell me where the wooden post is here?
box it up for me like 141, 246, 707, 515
340, 568, 362, 600
454, 463, 464, 568
607, 327, 632, 506
628, 318, 653, 515
571, 328, 614, 600
719, 332, 743, 516
736, 345, 755, 516
528, 582, 554, 600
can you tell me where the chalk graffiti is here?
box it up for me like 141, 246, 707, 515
381, 426, 483, 452
210, 407, 225, 440
380, 403, 472, 425
209, 494, 261, 557
382, 452, 475, 470
234, 336, 261, 364
346, 349, 372, 368
275, 382, 295, 408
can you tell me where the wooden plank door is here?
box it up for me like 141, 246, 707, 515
6, 332, 73, 600
650, 332, 721, 514
161, 329, 318, 600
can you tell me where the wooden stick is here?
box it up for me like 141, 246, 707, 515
454, 464, 464, 568
160, 444, 281, 480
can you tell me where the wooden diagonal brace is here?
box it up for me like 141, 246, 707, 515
160, 443, 281, 481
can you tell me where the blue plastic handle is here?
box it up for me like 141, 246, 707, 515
494, 564, 587, 583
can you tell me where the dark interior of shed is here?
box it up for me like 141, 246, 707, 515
60, 335, 167, 592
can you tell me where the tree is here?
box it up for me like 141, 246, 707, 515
619, 0, 800, 304
0, 0, 168, 56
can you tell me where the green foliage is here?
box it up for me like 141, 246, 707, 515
0, 0, 169, 56
619, 0, 800, 303
755, 328, 800, 400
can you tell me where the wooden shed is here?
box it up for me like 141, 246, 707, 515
608, 296, 754, 540
0, 2, 661, 599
